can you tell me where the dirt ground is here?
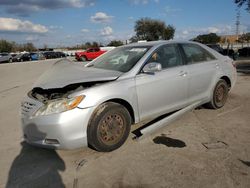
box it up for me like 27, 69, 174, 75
0, 59, 249, 188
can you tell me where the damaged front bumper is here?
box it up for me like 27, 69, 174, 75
21, 96, 95, 149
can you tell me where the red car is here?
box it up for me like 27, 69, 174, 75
75, 48, 106, 61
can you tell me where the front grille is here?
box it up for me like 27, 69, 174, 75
21, 101, 37, 117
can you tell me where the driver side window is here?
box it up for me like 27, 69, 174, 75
147, 44, 183, 69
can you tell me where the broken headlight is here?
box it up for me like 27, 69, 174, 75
33, 95, 84, 117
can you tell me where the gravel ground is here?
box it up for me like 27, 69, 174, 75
0, 58, 249, 188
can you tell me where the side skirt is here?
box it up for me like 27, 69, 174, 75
133, 100, 203, 140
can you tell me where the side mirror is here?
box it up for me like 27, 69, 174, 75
142, 62, 162, 73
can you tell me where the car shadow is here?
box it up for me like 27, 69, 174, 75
6, 140, 65, 188
153, 134, 186, 148
239, 159, 250, 167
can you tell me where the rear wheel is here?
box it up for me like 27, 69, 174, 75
206, 79, 229, 109
8, 58, 12, 63
87, 102, 131, 152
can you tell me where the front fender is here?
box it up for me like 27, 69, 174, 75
73, 78, 140, 123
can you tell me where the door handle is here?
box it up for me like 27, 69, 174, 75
179, 71, 187, 77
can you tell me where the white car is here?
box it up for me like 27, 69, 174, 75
21, 41, 237, 152
0, 53, 12, 63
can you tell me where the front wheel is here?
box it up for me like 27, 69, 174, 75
206, 79, 229, 109
87, 102, 131, 152
80, 56, 87, 62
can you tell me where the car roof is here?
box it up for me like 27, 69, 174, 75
124, 40, 199, 47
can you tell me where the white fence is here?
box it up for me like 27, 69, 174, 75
221, 43, 250, 50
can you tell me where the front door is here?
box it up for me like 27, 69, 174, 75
135, 44, 188, 121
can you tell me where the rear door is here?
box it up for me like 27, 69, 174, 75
135, 44, 188, 121
180, 43, 218, 103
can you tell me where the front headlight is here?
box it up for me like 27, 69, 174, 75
33, 95, 84, 117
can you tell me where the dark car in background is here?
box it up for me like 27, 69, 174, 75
13, 53, 32, 62
42, 51, 57, 59
206, 44, 224, 54
206, 44, 237, 60
42, 51, 66, 59
55, 52, 66, 58
238, 47, 250, 57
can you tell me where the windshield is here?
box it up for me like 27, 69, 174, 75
88, 46, 151, 72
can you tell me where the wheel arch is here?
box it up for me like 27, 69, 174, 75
81, 55, 87, 61
220, 76, 231, 90
105, 98, 135, 124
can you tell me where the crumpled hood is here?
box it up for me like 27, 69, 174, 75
34, 59, 122, 89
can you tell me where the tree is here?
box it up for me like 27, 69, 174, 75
107, 40, 124, 47
131, 18, 175, 42
192, 33, 221, 44
235, 0, 250, 12
84, 42, 99, 49
0, 40, 13, 52
23, 43, 36, 52
0, 39, 37, 52
239, 32, 250, 42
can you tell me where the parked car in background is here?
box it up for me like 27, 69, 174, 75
0, 53, 13, 63
30, 52, 46, 61
42, 51, 66, 59
75, 47, 106, 61
13, 53, 32, 62
206, 44, 224, 54
206, 44, 237, 60
21, 41, 236, 152
10, 53, 18, 58
43, 51, 56, 59
238, 47, 250, 57
55, 52, 66, 58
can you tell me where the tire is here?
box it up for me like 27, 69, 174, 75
80, 56, 87, 62
87, 102, 131, 152
9, 58, 12, 63
206, 79, 229, 109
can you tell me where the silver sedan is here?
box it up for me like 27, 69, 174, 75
21, 41, 237, 152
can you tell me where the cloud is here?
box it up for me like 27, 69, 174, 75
25, 35, 39, 42
0, 17, 48, 34
100, 26, 113, 36
128, 0, 159, 5
175, 25, 235, 40
241, 22, 250, 33
66, 35, 72, 39
0, 0, 95, 16
49, 25, 63, 30
129, 0, 149, 4
90, 12, 113, 23
81, 28, 89, 32
164, 6, 182, 14
182, 30, 189, 35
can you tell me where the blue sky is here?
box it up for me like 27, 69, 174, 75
0, 0, 249, 47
